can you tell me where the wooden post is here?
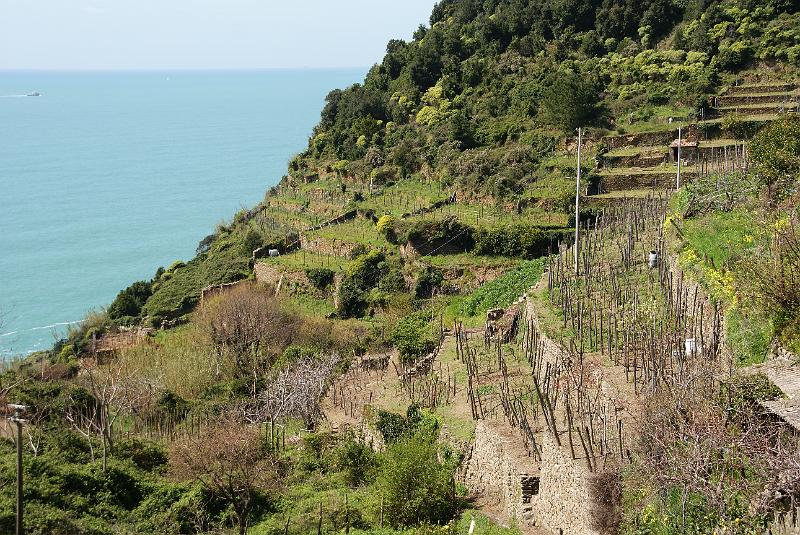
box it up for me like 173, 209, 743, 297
345, 493, 350, 534
676, 125, 682, 189
575, 127, 582, 276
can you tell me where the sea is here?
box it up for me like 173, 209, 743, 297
0, 69, 365, 358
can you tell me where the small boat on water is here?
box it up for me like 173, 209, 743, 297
27, 92, 41, 97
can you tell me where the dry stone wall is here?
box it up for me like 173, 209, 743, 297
535, 434, 597, 535
462, 421, 528, 522
254, 263, 311, 295
603, 125, 698, 151
300, 234, 360, 258
462, 421, 602, 535
459, 281, 614, 534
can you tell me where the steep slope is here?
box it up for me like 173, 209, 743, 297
5, 1, 800, 534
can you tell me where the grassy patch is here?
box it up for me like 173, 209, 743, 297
143, 233, 251, 322
311, 219, 390, 248
288, 294, 336, 317
726, 306, 774, 366
117, 324, 223, 399
264, 250, 349, 272
681, 210, 757, 268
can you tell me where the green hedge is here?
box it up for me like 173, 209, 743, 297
305, 267, 335, 289
474, 225, 567, 259
404, 217, 475, 255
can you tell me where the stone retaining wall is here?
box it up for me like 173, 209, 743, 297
254, 263, 311, 295
462, 421, 529, 522
717, 93, 796, 106
725, 83, 794, 95
601, 153, 666, 169
300, 234, 360, 258
536, 434, 598, 535
717, 103, 797, 116
603, 125, 698, 151
600, 171, 697, 192
462, 421, 602, 535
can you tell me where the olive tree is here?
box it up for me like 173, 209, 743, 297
169, 419, 283, 535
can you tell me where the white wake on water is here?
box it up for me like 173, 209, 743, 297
0, 320, 81, 338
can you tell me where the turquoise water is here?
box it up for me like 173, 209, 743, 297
0, 69, 364, 357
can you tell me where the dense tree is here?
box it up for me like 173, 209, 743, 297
540, 71, 606, 131
108, 281, 152, 320
750, 115, 800, 203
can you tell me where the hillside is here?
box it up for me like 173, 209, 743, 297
2, 0, 800, 534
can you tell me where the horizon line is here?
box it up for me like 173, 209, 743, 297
0, 66, 372, 73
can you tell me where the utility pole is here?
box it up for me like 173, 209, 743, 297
676, 125, 682, 190
8, 404, 26, 535
575, 127, 582, 276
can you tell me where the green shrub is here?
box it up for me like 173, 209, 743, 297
58, 344, 76, 362
346, 250, 385, 287
377, 214, 398, 243
375, 406, 440, 446
298, 432, 335, 473
243, 228, 265, 254
329, 501, 368, 531
306, 267, 335, 289
473, 225, 553, 259
108, 280, 153, 321
414, 266, 444, 298
337, 278, 369, 319
337, 250, 388, 318
540, 71, 606, 132
779, 314, 800, 355
749, 115, 800, 202
378, 434, 456, 527
404, 217, 475, 255
725, 307, 773, 366
376, 410, 413, 444
114, 438, 168, 472
379, 267, 407, 293
349, 243, 370, 260
390, 310, 439, 363
331, 435, 378, 486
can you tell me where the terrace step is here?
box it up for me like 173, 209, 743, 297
716, 92, 798, 107
600, 152, 667, 169
602, 127, 690, 151
714, 102, 798, 116
724, 82, 795, 95
586, 189, 671, 208
597, 168, 697, 192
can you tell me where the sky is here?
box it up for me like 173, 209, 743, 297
0, 0, 439, 70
